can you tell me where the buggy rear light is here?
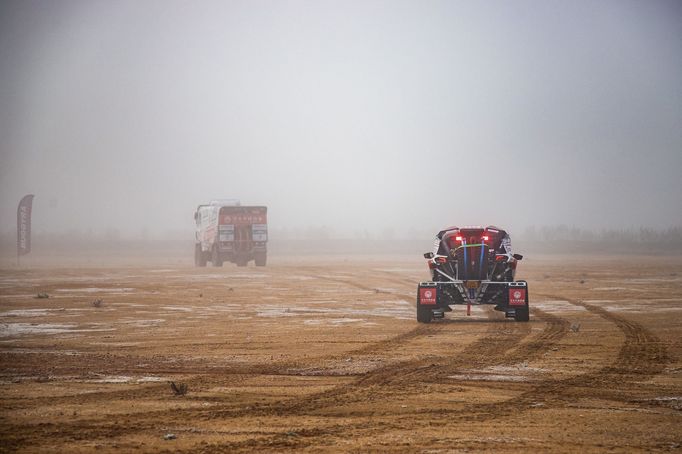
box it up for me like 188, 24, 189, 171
482, 236, 489, 241
455, 236, 463, 242
435, 257, 447, 264
495, 255, 507, 262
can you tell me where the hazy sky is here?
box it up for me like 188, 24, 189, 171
1, 0, 681, 238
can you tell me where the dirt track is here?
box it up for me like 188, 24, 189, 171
1, 255, 681, 452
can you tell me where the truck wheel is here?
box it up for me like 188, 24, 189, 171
212, 247, 223, 267
195, 244, 207, 267
417, 305, 432, 323
255, 253, 267, 267
514, 305, 529, 322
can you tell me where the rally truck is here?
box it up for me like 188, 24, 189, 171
417, 225, 528, 323
194, 200, 267, 267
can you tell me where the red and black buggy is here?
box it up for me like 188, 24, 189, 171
417, 225, 529, 323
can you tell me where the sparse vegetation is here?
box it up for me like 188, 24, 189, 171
169, 381, 187, 396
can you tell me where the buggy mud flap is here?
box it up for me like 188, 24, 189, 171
417, 282, 438, 306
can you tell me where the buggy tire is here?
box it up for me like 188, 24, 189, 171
255, 253, 267, 267
195, 244, 207, 267
417, 306, 433, 323
514, 306, 529, 322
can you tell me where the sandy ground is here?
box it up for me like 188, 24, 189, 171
0, 254, 681, 453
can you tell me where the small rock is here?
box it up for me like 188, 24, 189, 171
579, 280, 585, 284
92, 299, 103, 307
570, 322, 581, 333
163, 433, 176, 440
36, 293, 49, 299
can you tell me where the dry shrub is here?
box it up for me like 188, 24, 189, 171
169, 381, 188, 396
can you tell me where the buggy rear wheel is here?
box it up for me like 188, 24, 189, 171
514, 306, 529, 321
417, 306, 433, 323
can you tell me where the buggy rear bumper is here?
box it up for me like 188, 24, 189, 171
418, 280, 528, 306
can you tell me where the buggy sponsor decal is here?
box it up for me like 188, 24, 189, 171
509, 288, 526, 306
419, 287, 437, 305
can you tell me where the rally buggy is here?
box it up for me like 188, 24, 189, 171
416, 226, 529, 323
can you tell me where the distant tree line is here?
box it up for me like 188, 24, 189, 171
1, 225, 681, 257
516, 225, 682, 253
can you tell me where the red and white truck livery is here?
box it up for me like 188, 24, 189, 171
194, 200, 267, 267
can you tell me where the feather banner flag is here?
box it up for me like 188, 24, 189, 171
17, 194, 34, 257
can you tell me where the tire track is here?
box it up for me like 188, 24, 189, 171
199, 273, 524, 417
0, 270, 485, 448
245, 310, 564, 417
504, 307, 569, 363
169, 293, 658, 452
153, 302, 574, 453
229, 275, 566, 416
415, 295, 670, 421
104, 286, 673, 451
528, 296, 670, 403
0, 274, 578, 451
537, 295, 669, 382
0, 273, 534, 449
278, 293, 668, 452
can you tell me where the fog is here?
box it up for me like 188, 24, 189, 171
1, 0, 681, 241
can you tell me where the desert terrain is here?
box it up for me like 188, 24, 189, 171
0, 254, 680, 452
